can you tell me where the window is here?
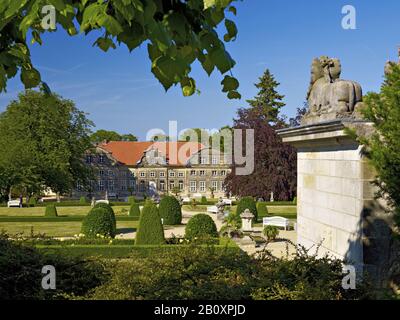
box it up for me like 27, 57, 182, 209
189, 181, 196, 192
160, 180, 165, 191
86, 155, 92, 164
140, 172, 146, 178
190, 170, 196, 176
108, 180, 114, 191
139, 181, 146, 192
199, 181, 206, 192
199, 170, 205, 176
220, 170, 226, 176
169, 181, 175, 190
99, 155, 105, 163
150, 171, 156, 178
159, 172, 165, 178
212, 156, 219, 165
169, 171, 175, 177
212, 181, 218, 191
179, 180, 184, 191
108, 170, 113, 176
200, 156, 208, 164
99, 170, 105, 176
76, 182, 83, 191
178, 172, 184, 177
98, 180, 105, 191
211, 170, 217, 176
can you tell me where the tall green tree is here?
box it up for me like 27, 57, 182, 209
359, 64, 400, 228
90, 130, 137, 144
0, 90, 93, 200
0, 0, 240, 99
246, 69, 286, 125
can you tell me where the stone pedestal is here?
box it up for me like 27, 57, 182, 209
240, 209, 255, 232
278, 119, 394, 285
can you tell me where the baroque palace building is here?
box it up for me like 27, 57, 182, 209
72, 141, 231, 200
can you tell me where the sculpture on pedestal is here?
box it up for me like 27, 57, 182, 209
302, 56, 365, 125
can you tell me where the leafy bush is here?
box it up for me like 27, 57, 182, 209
44, 204, 58, 217
256, 202, 268, 217
84, 243, 372, 300
185, 214, 218, 240
79, 196, 87, 205
0, 232, 107, 300
236, 197, 258, 222
28, 197, 37, 207
263, 225, 279, 241
128, 196, 136, 204
93, 202, 116, 231
158, 196, 182, 225
201, 196, 208, 204
86, 246, 253, 300
81, 208, 116, 238
293, 197, 297, 205
135, 202, 165, 245
128, 203, 141, 218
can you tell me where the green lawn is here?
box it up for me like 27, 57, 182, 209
0, 205, 131, 216
0, 220, 138, 237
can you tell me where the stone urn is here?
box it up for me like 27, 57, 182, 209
240, 209, 255, 232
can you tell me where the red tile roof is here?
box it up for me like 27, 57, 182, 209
99, 141, 203, 166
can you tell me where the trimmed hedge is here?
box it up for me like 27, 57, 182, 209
81, 208, 116, 238
79, 197, 87, 205
201, 196, 207, 205
256, 202, 268, 218
93, 203, 116, 232
44, 204, 58, 217
135, 202, 165, 245
128, 203, 141, 218
158, 196, 182, 225
236, 197, 258, 222
185, 214, 218, 240
128, 196, 136, 204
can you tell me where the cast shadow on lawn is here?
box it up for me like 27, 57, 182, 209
116, 227, 136, 234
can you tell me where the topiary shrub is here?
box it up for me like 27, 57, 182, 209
93, 203, 116, 232
129, 203, 141, 218
128, 196, 136, 204
256, 202, 268, 218
293, 197, 297, 205
28, 197, 37, 207
79, 196, 87, 205
44, 204, 58, 217
185, 214, 218, 240
81, 208, 116, 238
135, 202, 165, 245
236, 197, 257, 222
158, 196, 182, 225
201, 196, 208, 205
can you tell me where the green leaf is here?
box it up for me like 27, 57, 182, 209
201, 54, 215, 76
221, 75, 239, 92
210, 47, 235, 74
49, 0, 66, 11
181, 77, 196, 97
94, 38, 116, 52
97, 14, 123, 36
21, 67, 41, 89
224, 19, 237, 41
227, 90, 241, 100
228, 6, 237, 15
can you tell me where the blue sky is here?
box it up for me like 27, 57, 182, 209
1, 0, 400, 140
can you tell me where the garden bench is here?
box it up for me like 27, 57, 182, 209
95, 199, 109, 205
222, 198, 233, 205
262, 216, 290, 230
7, 200, 21, 208
206, 206, 218, 214
182, 197, 191, 204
